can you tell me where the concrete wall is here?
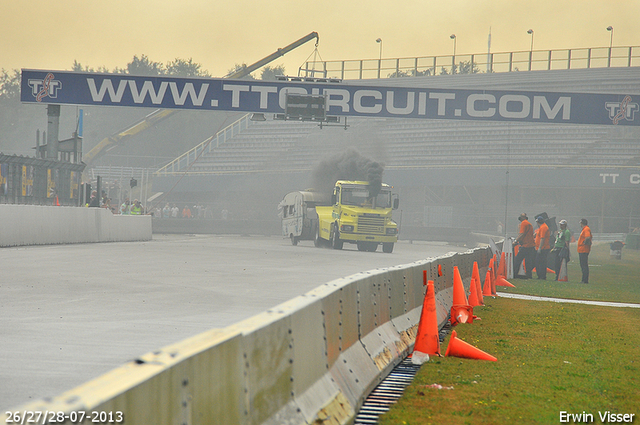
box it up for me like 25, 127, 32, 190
14, 245, 492, 425
0, 205, 152, 247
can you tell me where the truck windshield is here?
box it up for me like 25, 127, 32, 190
341, 187, 391, 208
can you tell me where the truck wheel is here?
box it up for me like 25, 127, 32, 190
382, 242, 394, 253
367, 242, 378, 252
290, 234, 298, 246
332, 224, 343, 250
314, 225, 322, 247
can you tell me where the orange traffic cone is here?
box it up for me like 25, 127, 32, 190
445, 330, 497, 361
482, 270, 493, 297
497, 251, 506, 277
452, 266, 468, 306
450, 266, 474, 325
472, 262, 484, 305
468, 277, 481, 307
411, 280, 441, 364
488, 261, 497, 296
558, 259, 568, 282
547, 267, 556, 274
495, 275, 516, 288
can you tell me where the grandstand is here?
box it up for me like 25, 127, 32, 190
150, 66, 640, 235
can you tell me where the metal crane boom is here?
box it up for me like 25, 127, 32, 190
226, 31, 319, 79
83, 32, 319, 167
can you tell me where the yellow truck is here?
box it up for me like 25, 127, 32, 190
282, 180, 399, 253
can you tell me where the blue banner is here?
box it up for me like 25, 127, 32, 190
21, 69, 640, 126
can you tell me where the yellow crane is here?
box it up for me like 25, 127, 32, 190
82, 31, 319, 167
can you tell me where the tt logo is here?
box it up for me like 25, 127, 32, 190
605, 95, 639, 125
27, 73, 63, 102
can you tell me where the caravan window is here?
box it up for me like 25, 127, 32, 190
289, 205, 295, 215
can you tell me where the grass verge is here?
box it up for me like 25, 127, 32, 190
500, 242, 640, 304
378, 243, 640, 425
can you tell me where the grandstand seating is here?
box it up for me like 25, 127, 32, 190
156, 116, 636, 175
156, 67, 640, 176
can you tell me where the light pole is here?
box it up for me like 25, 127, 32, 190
450, 34, 457, 73
527, 29, 534, 70
376, 38, 382, 78
607, 26, 613, 67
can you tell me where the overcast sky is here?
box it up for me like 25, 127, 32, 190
2, 0, 638, 78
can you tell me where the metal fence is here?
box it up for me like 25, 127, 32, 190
0, 154, 85, 206
155, 113, 253, 175
299, 46, 640, 80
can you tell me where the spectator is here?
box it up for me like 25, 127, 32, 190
577, 218, 593, 284
171, 204, 179, 218
120, 198, 131, 215
534, 216, 551, 280
514, 213, 535, 279
163, 204, 171, 218
88, 190, 100, 207
101, 191, 109, 209
182, 205, 192, 219
130, 199, 143, 215
204, 205, 214, 219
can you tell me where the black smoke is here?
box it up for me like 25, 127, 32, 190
311, 148, 385, 197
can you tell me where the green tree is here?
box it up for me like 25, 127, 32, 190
166, 58, 210, 77
441, 60, 481, 75
260, 65, 286, 80
72, 60, 94, 73
388, 68, 433, 78
127, 54, 165, 76
387, 69, 412, 78
0, 69, 20, 101
225, 63, 255, 80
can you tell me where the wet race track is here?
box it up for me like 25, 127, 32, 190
0, 234, 466, 409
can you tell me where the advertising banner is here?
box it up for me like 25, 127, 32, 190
0, 163, 7, 195
21, 69, 640, 126
22, 166, 33, 197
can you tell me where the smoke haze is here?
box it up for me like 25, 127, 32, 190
311, 148, 384, 196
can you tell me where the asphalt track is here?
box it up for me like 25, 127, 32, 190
0, 234, 466, 410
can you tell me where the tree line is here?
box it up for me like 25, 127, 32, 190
0, 56, 286, 103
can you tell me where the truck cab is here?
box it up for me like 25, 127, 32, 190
315, 181, 399, 253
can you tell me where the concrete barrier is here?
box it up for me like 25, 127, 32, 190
0, 205, 152, 247
9, 246, 492, 425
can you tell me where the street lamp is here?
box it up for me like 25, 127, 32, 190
450, 34, 457, 73
527, 29, 534, 71
376, 38, 383, 78
607, 26, 613, 67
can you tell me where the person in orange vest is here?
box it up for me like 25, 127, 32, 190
534, 216, 551, 280
577, 218, 593, 283
514, 213, 535, 279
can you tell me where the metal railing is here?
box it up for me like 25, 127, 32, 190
299, 46, 640, 80
155, 113, 252, 175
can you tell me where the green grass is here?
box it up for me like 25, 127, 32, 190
378, 243, 640, 425
499, 243, 640, 304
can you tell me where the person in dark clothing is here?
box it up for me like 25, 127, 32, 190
88, 190, 100, 207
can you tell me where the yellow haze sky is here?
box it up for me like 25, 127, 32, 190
2, 0, 638, 78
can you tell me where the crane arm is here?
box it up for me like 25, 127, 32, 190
226, 31, 319, 79
83, 32, 319, 167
